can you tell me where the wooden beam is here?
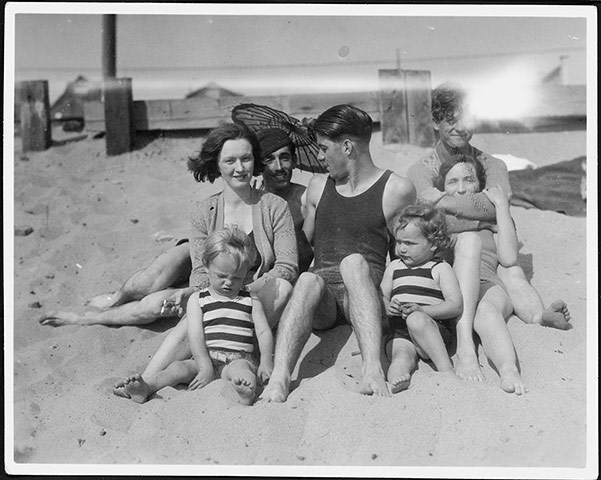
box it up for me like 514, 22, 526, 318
17, 80, 52, 152
84, 84, 586, 136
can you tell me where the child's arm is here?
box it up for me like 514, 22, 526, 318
401, 262, 463, 320
252, 298, 274, 383
380, 261, 404, 317
484, 186, 518, 267
186, 293, 214, 390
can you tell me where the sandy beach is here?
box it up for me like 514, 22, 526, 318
7, 125, 595, 476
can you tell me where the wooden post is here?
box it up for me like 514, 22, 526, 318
17, 80, 52, 152
378, 69, 435, 147
102, 15, 117, 79
104, 77, 134, 155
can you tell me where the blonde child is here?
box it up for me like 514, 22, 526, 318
438, 154, 527, 395
113, 225, 274, 405
381, 202, 463, 393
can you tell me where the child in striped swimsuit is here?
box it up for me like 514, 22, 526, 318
114, 226, 274, 405
380, 201, 463, 393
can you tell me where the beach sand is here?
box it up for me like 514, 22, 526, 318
8, 126, 593, 474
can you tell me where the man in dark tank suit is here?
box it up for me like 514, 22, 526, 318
261, 105, 416, 403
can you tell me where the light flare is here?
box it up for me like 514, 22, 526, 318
467, 65, 539, 120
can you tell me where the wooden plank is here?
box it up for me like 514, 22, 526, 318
404, 70, 435, 148
104, 77, 134, 155
84, 85, 585, 135
17, 80, 52, 151
378, 69, 409, 144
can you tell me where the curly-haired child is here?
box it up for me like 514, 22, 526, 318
380, 201, 463, 393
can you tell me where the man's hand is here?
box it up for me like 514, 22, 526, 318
161, 289, 193, 317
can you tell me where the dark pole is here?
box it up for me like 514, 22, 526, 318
102, 14, 116, 78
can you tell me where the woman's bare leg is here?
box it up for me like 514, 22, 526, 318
474, 286, 527, 395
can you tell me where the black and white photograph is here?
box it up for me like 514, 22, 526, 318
5, 2, 597, 477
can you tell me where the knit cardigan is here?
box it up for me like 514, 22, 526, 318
188, 189, 299, 291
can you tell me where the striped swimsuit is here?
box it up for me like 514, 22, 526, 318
386, 258, 453, 344
198, 288, 257, 371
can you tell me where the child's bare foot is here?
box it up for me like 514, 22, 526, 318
539, 300, 571, 330
85, 293, 117, 310
231, 376, 256, 406
454, 353, 484, 382
112, 374, 152, 403
389, 373, 412, 394
37, 311, 80, 327
358, 369, 391, 397
499, 365, 527, 395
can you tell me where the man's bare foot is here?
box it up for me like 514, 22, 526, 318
37, 311, 80, 327
499, 365, 527, 395
539, 300, 571, 330
86, 293, 117, 310
388, 373, 411, 394
231, 376, 256, 406
258, 375, 290, 403
112, 374, 151, 403
358, 370, 391, 397
454, 353, 484, 381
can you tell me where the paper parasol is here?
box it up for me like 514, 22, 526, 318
231, 103, 326, 174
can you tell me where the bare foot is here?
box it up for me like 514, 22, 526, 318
389, 373, 412, 394
86, 293, 117, 310
112, 374, 151, 403
454, 353, 484, 382
499, 365, 527, 396
358, 370, 391, 397
539, 300, 571, 330
258, 376, 290, 403
231, 376, 256, 406
37, 311, 80, 327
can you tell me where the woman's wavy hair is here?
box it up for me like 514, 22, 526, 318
187, 123, 263, 183
394, 200, 452, 256
435, 153, 486, 193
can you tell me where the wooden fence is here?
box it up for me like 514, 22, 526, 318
16, 73, 586, 155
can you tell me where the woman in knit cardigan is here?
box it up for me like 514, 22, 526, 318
117, 123, 299, 388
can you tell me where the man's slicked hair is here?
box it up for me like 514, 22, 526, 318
312, 104, 373, 143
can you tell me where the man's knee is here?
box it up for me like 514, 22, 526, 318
295, 272, 326, 298
340, 253, 371, 280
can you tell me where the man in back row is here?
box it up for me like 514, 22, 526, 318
261, 104, 416, 402
407, 81, 571, 381
38, 127, 313, 327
